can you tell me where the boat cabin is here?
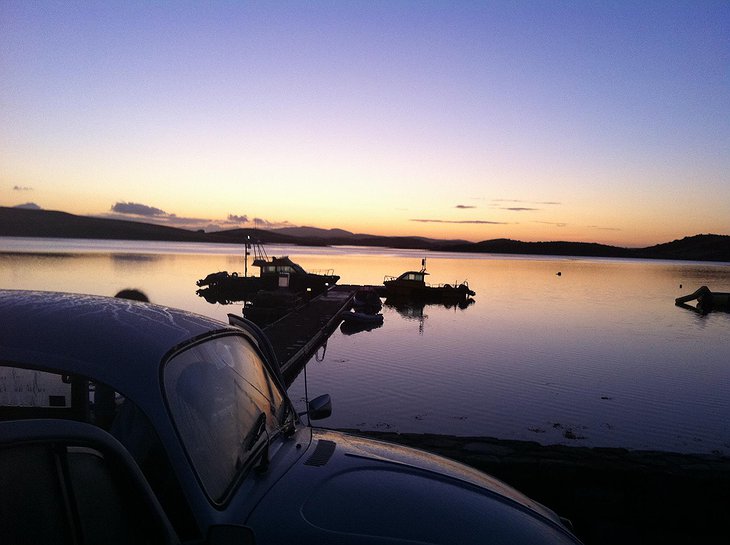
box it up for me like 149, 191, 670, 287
396, 271, 427, 283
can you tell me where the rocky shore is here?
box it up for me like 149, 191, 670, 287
342, 429, 730, 544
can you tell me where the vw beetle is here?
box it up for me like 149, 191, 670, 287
0, 290, 582, 544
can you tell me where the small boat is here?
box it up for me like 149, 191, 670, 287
675, 286, 730, 314
340, 309, 384, 325
339, 309, 384, 335
383, 259, 475, 302
352, 286, 382, 312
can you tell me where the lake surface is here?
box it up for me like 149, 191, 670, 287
2, 237, 729, 454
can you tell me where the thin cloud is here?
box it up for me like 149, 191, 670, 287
587, 225, 622, 231
13, 185, 33, 191
455, 205, 476, 209
535, 221, 568, 228
100, 204, 290, 232
227, 213, 249, 224
111, 202, 167, 217
492, 199, 561, 206
503, 207, 540, 212
410, 218, 508, 225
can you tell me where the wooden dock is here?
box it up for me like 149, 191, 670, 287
262, 285, 357, 384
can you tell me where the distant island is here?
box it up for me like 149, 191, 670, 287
1, 206, 728, 263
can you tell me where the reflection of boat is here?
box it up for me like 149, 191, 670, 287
676, 286, 730, 315
243, 290, 303, 327
196, 239, 339, 303
383, 260, 475, 302
384, 297, 474, 318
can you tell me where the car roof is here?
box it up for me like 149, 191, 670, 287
0, 290, 235, 399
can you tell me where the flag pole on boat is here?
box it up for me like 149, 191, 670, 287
244, 235, 250, 278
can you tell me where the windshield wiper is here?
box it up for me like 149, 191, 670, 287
277, 402, 297, 437
236, 412, 269, 472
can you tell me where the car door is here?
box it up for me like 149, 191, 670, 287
0, 419, 180, 545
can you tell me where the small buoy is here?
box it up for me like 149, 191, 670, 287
556, 272, 562, 276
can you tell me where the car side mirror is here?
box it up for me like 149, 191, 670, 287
307, 394, 332, 421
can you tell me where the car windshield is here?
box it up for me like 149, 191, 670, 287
163, 334, 287, 501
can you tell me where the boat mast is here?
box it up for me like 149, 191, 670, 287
244, 236, 250, 278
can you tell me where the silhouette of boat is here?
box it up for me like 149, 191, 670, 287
383, 259, 475, 302
675, 286, 730, 314
339, 309, 384, 335
196, 239, 339, 303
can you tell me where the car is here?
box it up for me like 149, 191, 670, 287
0, 290, 582, 544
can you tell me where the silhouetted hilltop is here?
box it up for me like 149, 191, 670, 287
444, 235, 730, 262
1, 206, 728, 262
0, 206, 208, 242
443, 238, 633, 258
635, 234, 730, 262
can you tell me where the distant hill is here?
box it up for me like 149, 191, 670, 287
273, 226, 357, 239
0, 206, 728, 262
0, 206, 209, 242
0, 207, 467, 250
443, 238, 633, 258
444, 235, 730, 262
635, 234, 730, 262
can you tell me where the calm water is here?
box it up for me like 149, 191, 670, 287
2, 237, 729, 454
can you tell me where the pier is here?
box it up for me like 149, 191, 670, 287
262, 285, 357, 384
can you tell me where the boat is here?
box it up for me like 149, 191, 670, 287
383, 259, 475, 302
340, 309, 384, 325
675, 286, 730, 314
351, 286, 382, 313
196, 239, 339, 303
339, 309, 384, 335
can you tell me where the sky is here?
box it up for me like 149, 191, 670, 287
1, 1, 729, 247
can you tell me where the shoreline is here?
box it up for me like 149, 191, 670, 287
341, 429, 730, 544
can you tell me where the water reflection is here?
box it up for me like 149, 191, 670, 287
339, 319, 384, 336
383, 298, 475, 335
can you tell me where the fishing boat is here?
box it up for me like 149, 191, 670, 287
196, 238, 339, 303
383, 259, 475, 302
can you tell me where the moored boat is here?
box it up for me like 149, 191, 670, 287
675, 286, 730, 314
339, 308, 384, 335
352, 286, 383, 313
383, 259, 475, 302
196, 240, 339, 303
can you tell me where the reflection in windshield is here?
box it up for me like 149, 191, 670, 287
163, 334, 285, 501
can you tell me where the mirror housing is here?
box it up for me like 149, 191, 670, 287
307, 394, 332, 421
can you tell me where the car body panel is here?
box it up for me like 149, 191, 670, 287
245, 429, 578, 544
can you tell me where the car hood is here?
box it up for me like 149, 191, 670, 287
246, 429, 580, 544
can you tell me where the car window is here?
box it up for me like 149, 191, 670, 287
0, 364, 199, 541
163, 334, 285, 502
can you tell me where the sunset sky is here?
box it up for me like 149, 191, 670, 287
1, 1, 728, 247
